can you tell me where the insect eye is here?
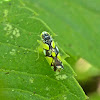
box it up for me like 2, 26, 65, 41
42, 33, 50, 40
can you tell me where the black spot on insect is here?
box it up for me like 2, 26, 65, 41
51, 57, 63, 71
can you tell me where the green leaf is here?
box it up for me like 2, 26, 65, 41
0, 0, 86, 100
22, 0, 100, 69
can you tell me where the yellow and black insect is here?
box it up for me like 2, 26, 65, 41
40, 31, 64, 71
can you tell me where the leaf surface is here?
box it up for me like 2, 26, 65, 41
0, 0, 86, 100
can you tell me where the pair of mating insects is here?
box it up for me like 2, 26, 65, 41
39, 31, 64, 72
